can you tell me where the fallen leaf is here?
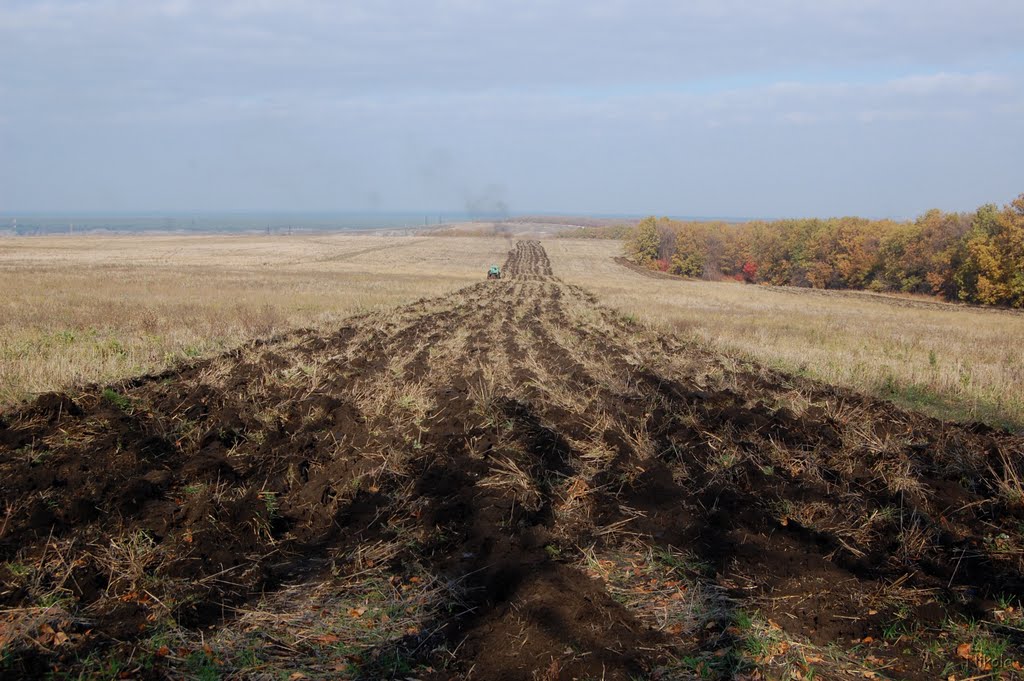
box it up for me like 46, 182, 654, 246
348, 606, 367, 618
957, 642, 972, 659
156, 646, 170, 657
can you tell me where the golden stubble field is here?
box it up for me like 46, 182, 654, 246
3, 238, 1024, 679
1, 233, 1022, 428
0, 234, 511, 406
545, 239, 1024, 429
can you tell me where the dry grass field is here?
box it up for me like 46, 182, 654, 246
3, 240, 1024, 680
547, 239, 1024, 430
0, 234, 511, 407
2, 234, 1022, 431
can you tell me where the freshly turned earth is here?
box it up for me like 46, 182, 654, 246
2, 241, 1023, 680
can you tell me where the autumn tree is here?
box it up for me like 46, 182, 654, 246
626, 216, 660, 263
620, 194, 1021, 307
956, 198, 1024, 306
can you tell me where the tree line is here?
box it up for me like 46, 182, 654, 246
625, 194, 1024, 308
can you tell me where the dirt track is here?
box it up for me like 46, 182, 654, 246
3, 241, 1024, 679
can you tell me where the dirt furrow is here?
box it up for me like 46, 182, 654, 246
2, 241, 1024, 680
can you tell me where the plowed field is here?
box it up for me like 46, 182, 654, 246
3, 241, 1024, 680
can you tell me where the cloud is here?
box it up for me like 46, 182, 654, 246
882, 72, 1012, 96
3, 2, 1024, 89
1, 1, 1022, 214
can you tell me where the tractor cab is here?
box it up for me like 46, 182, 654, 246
487, 265, 501, 279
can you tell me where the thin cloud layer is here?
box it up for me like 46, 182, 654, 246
1, 1, 1022, 215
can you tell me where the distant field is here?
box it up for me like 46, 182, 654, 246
4, 239, 1024, 679
547, 239, 1024, 430
2, 234, 1022, 429
0, 234, 510, 406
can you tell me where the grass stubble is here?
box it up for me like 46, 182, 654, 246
0, 234, 511, 408
1, 240, 1024, 679
545, 238, 1024, 431
3, 234, 1022, 430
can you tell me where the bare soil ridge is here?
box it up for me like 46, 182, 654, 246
2, 241, 1024, 679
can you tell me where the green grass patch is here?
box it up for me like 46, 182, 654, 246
101, 387, 134, 413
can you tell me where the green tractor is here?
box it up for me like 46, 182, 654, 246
487, 264, 501, 280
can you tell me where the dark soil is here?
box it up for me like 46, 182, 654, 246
613, 256, 683, 280
2, 241, 1024, 680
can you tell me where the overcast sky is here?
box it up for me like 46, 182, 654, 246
2, 1, 1023, 218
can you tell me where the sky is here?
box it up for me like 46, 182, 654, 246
1, 0, 1023, 218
